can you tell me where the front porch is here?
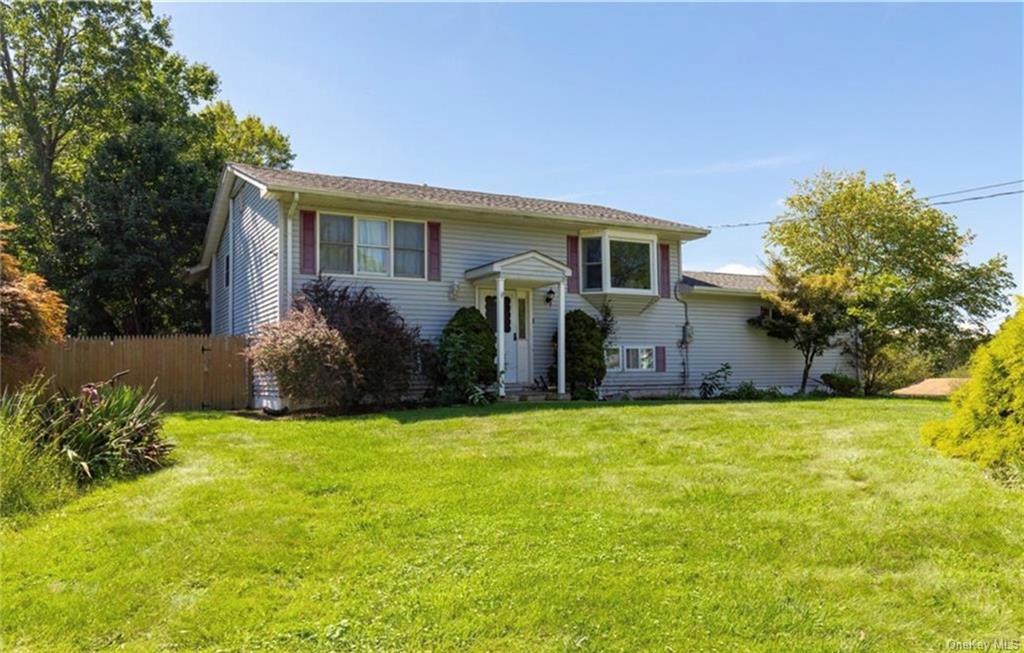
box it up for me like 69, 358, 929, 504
464, 250, 572, 398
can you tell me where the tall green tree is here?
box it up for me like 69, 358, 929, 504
1, 1, 293, 335
766, 171, 1013, 393
748, 258, 850, 393
200, 101, 293, 169
0, 1, 200, 271
66, 100, 210, 335
64, 96, 293, 335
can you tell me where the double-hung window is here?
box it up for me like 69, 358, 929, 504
317, 213, 426, 279
393, 220, 426, 278
582, 237, 603, 291
357, 218, 389, 275
319, 214, 354, 274
624, 346, 655, 371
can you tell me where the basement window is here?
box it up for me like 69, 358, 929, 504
624, 346, 655, 371
604, 346, 622, 371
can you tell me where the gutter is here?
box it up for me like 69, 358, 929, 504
681, 285, 765, 297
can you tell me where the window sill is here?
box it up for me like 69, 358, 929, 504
581, 288, 657, 296
315, 271, 430, 282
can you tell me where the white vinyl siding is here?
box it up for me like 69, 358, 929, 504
282, 208, 852, 396
230, 182, 279, 335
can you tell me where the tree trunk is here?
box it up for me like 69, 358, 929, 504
800, 351, 816, 394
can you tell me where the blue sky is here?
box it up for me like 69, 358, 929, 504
161, 2, 1023, 316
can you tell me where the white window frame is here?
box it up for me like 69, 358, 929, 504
317, 212, 355, 276
624, 346, 656, 372
604, 345, 622, 371
356, 217, 391, 277
392, 218, 429, 279
581, 235, 604, 292
314, 210, 427, 281
578, 229, 658, 296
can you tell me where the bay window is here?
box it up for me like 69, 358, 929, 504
316, 212, 426, 279
583, 237, 603, 291
578, 230, 657, 294
609, 240, 652, 290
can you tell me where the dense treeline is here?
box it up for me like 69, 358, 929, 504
0, 1, 293, 336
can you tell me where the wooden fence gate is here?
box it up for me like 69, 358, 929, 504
1, 335, 251, 411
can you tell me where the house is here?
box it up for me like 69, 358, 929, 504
193, 163, 849, 409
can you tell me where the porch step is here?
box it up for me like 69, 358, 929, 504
499, 392, 549, 403
499, 387, 568, 402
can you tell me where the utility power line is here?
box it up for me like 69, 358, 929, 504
922, 179, 1023, 200
928, 189, 1024, 206
702, 180, 1024, 229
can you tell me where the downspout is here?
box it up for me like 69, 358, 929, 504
228, 196, 235, 335
284, 191, 299, 318
674, 277, 695, 393
674, 242, 693, 392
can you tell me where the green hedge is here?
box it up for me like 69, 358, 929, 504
922, 300, 1023, 484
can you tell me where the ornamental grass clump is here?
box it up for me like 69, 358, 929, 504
0, 378, 76, 519
1, 374, 172, 519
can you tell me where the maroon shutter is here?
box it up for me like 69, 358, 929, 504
658, 243, 671, 298
300, 210, 316, 275
427, 221, 441, 281
655, 346, 667, 373
566, 235, 579, 293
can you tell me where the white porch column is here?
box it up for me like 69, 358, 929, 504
557, 279, 566, 397
496, 275, 506, 398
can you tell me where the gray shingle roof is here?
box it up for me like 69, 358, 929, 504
230, 163, 706, 234
681, 270, 770, 293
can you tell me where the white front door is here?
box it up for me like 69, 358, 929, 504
479, 289, 530, 384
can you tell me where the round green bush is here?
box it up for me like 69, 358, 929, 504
550, 309, 606, 399
439, 307, 497, 400
922, 300, 1023, 482
820, 372, 863, 397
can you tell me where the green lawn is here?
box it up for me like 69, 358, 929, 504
3, 399, 1022, 652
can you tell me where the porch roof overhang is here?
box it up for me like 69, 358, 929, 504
464, 250, 572, 288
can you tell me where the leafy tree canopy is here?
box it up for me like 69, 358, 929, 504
749, 258, 850, 393
766, 170, 1013, 393
200, 101, 294, 169
1, 1, 294, 335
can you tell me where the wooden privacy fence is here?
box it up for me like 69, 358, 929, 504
2, 335, 251, 411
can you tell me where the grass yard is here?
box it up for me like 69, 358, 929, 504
2, 399, 1022, 651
